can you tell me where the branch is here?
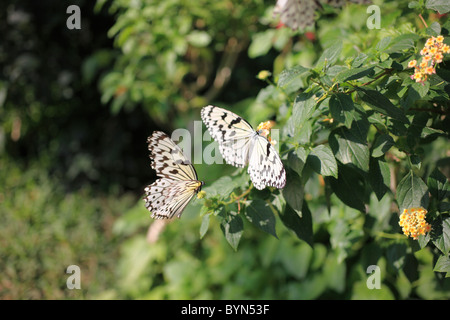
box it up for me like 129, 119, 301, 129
409, 107, 447, 115
204, 36, 249, 102
419, 14, 428, 28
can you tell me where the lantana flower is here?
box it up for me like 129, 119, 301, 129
399, 207, 432, 240
257, 120, 277, 146
408, 35, 449, 84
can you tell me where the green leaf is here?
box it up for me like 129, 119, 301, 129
426, 0, 450, 14
335, 66, 375, 83
400, 82, 429, 109
323, 252, 346, 293
408, 1, 419, 9
199, 213, 210, 239
386, 243, 407, 271
396, 171, 429, 212
277, 243, 313, 279
350, 108, 370, 141
283, 92, 316, 143
245, 199, 278, 238
328, 204, 365, 262
328, 164, 366, 212
248, 29, 275, 58
277, 65, 310, 89
432, 216, 450, 255
428, 168, 450, 201
282, 170, 305, 217
407, 113, 430, 150
278, 200, 313, 247
375, 36, 391, 51
372, 134, 394, 158
421, 126, 446, 139
186, 30, 212, 47
369, 157, 391, 201
329, 127, 370, 172
277, 242, 313, 280
202, 176, 238, 199
351, 53, 369, 68
357, 88, 409, 124
433, 254, 450, 277
307, 145, 338, 178
287, 147, 309, 177
439, 201, 450, 213
329, 93, 355, 128
426, 22, 442, 37
220, 211, 244, 251
384, 34, 420, 53
315, 41, 343, 70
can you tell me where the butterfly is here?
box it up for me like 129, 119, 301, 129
273, 0, 321, 30
273, 0, 370, 31
143, 131, 204, 219
201, 105, 286, 190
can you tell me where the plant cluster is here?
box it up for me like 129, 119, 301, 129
106, 0, 450, 299
408, 35, 450, 83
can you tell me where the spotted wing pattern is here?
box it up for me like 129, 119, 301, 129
144, 131, 203, 219
201, 105, 286, 190
325, 0, 372, 7
273, 0, 320, 30
248, 134, 287, 190
201, 105, 255, 168
273, 0, 370, 31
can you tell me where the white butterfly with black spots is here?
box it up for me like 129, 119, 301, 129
273, 0, 371, 31
201, 105, 286, 190
144, 131, 204, 219
273, 0, 321, 30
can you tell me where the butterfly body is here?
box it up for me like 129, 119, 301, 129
201, 105, 286, 190
144, 131, 203, 219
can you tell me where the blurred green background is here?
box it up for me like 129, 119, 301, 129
1, 0, 449, 299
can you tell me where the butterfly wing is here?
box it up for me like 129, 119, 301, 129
248, 135, 287, 190
147, 131, 198, 181
144, 179, 202, 219
273, 0, 319, 30
144, 131, 203, 219
201, 105, 286, 190
201, 105, 255, 167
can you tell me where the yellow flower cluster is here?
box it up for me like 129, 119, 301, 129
257, 120, 277, 146
408, 35, 449, 83
399, 207, 431, 240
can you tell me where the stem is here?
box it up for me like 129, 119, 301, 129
280, 146, 297, 155
221, 184, 253, 206
375, 231, 405, 240
419, 14, 428, 28
204, 36, 248, 103
346, 68, 394, 93
234, 185, 253, 202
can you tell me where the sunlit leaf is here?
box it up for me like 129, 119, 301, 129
426, 0, 450, 14
307, 144, 338, 178
329, 127, 370, 172
396, 171, 429, 212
